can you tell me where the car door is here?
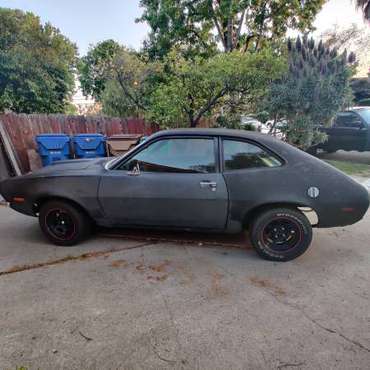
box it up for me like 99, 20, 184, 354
98, 136, 228, 229
327, 112, 368, 151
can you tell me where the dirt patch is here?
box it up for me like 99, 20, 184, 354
147, 274, 168, 282
249, 276, 286, 296
133, 260, 171, 283
148, 260, 171, 273
110, 259, 128, 268
0, 242, 153, 277
135, 263, 146, 272
209, 271, 229, 297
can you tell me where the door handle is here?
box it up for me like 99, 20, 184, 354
200, 181, 217, 191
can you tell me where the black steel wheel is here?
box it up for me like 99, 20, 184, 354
39, 200, 91, 246
45, 209, 76, 240
250, 208, 312, 261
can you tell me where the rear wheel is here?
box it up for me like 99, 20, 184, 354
39, 200, 92, 246
250, 208, 312, 262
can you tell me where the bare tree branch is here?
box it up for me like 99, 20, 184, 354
210, 1, 227, 51
115, 68, 147, 111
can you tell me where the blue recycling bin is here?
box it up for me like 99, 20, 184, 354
72, 134, 106, 159
36, 134, 71, 167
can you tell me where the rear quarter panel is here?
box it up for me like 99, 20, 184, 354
224, 143, 369, 229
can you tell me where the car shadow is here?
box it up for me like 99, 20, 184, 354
97, 226, 252, 249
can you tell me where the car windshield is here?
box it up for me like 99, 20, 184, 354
105, 139, 148, 170
356, 109, 370, 124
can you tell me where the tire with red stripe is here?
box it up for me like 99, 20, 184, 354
250, 208, 313, 262
39, 200, 92, 246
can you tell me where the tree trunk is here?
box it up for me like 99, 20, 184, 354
190, 118, 198, 128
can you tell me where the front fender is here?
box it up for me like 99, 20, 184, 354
1, 175, 103, 219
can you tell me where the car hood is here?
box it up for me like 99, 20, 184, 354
28, 158, 110, 176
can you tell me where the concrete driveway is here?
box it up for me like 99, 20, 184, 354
0, 205, 369, 369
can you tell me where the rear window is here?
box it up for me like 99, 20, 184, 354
356, 109, 370, 124
223, 139, 282, 171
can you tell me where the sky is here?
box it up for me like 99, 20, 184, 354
0, 0, 367, 56
0, 0, 149, 55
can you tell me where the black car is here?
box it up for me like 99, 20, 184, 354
0, 129, 369, 261
310, 107, 370, 154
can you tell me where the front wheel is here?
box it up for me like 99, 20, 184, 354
39, 200, 92, 246
250, 208, 312, 262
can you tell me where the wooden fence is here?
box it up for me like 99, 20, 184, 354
0, 114, 158, 173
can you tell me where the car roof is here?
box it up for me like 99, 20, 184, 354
149, 128, 295, 156
346, 107, 370, 112
151, 128, 271, 141
349, 105, 370, 110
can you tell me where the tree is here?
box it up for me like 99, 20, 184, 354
321, 24, 370, 104
356, 0, 370, 20
99, 47, 284, 127
259, 36, 355, 149
321, 23, 370, 51
146, 49, 285, 127
321, 23, 370, 77
78, 39, 123, 101
137, 0, 325, 59
0, 8, 77, 113
100, 48, 163, 118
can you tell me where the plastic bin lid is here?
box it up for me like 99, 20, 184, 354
36, 133, 69, 136
73, 134, 105, 138
73, 134, 106, 150
36, 134, 70, 150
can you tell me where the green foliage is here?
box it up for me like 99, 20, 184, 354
100, 48, 163, 117
78, 39, 123, 100
325, 160, 370, 177
260, 36, 355, 149
138, 0, 325, 58
98, 46, 284, 127
0, 8, 77, 113
146, 49, 285, 127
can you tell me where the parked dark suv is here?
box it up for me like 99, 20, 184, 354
310, 107, 370, 154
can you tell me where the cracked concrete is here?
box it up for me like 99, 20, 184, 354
0, 206, 369, 369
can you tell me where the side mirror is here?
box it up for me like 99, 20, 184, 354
128, 163, 141, 176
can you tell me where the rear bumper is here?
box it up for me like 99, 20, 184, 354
316, 188, 369, 228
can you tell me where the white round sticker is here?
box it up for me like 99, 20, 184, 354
307, 187, 320, 198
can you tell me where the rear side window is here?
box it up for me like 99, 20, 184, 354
223, 139, 282, 171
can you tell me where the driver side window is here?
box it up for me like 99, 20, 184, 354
117, 138, 216, 174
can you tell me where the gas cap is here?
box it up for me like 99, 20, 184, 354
307, 186, 320, 198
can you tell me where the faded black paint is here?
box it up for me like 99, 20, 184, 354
0, 129, 368, 232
